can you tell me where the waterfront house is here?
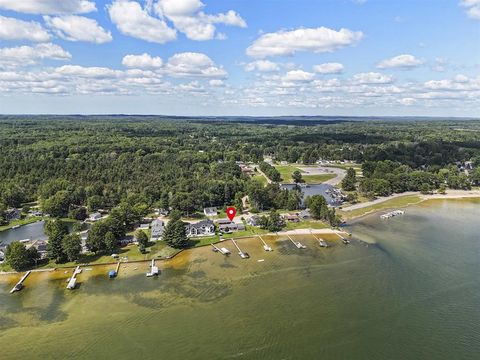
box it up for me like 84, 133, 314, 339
284, 214, 300, 222
247, 215, 262, 227
185, 220, 215, 237
5, 208, 21, 222
298, 210, 310, 219
203, 207, 218, 217
216, 219, 245, 233
151, 219, 165, 241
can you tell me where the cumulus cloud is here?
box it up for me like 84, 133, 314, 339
282, 70, 315, 82
460, 0, 480, 19
44, 15, 112, 44
353, 72, 394, 84
165, 52, 227, 78
377, 54, 424, 69
154, 0, 246, 41
108, 0, 177, 44
313, 62, 344, 74
246, 27, 363, 58
244, 60, 280, 72
0, 0, 96, 14
122, 53, 163, 68
0, 15, 51, 42
0, 43, 71, 69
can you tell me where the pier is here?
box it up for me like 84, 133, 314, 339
380, 209, 405, 219
258, 235, 272, 251
10, 270, 31, 294
310, 231, 329, 247
286, 234, 306, 249
231, 239, 250, 259
66, 266, 81, 290
146, 259, 159, 277
211, 243, 231, 255
336, 233, 350, 244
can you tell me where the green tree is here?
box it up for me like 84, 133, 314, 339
135, 230, 149, 253
62, 234, 82, 262
44, 220, 69, 263
86, 221, 108, 254
307, 195, 328, 220
5, 241, 38, 271
292, 170, 303, 184
342, 167, 357, 191
163, 219, 188, 249
104, 231, 117, 254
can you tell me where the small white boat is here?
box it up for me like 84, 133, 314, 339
296, 242, 306, 249
263, 244, 273, 252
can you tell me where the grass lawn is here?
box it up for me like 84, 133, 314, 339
284, 220, 329, 230
301, 173, 336, 184
275, 165, 301, 182
252, 174, 268, 185
0, 216, 43, 232
338, 195, 422, 219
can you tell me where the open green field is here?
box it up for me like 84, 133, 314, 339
338, 195, 422, 219
284, 220, 329, 230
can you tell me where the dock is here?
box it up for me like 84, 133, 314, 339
310, 231, 328, 247
211, 243, 231, 255
231, 239, 250, 259
66, 266, 81, 290
109, 261, 121, 278
258, 235, 272, 251
380, 209, 405, 219
336, 233, 350, 244
286, 234, 306, 249
10, 270, 31, 294
146, 259, 159, 277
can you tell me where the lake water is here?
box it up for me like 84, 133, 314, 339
0, 221, 48, 247
0, 199, 479, 359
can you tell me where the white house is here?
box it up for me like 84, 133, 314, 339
185, 220, 215, 237
88, 212, 102, 222
151, 219, 165, 241
203, 207, 218, 217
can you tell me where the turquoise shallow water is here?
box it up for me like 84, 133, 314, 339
0, 199, 479, 360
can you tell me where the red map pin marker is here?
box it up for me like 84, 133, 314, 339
226, 207, 236, 221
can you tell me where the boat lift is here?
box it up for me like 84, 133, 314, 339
286, 234, 306, 249
211, 243, 231, 255
231, 239, 250, 259
146, 259, 159, 277
66, 266, 81, 290
258, 235, 272, 251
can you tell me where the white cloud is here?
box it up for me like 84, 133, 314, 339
122, 53, 163, 68
44, 15, 112, 44
246, 27, 363, 58
283, 70, 315, 82
313, 62, 344, 74
108, 0, 177, 44
0, 15, 51, 42
0, 43, 71, 69
460, 0, 480, 19
245, 60, 279, 72
398, 97, 416, 105
353, 72, 394, 84
55, 65, 120, 79
377, 54, 424, 69
154, 0, 246, 41
165, 52, 227, 78
209, 79, 224, 86
0, 0, 96, 14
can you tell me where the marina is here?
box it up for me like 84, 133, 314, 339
380, 209, 405, 219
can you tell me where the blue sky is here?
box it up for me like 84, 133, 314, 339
0, 0, 479, 116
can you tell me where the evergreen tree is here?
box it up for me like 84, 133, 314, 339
135, 230, 149, 253
292, 170, 303, 183
44, 220, 68, 263
342, 167, 357, 191
62, 233, 82, 262
6, 241, 38, 271
163, 219, 188, 249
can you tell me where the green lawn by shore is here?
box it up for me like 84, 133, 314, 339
275, 165, 337, 184
338, 195, 422, 219
0, 216, 43, 232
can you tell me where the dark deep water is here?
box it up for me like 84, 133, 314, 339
0, 199, 479, 360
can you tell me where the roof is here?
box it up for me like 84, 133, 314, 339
203, 207, 218, 215
187, 219, 214, 229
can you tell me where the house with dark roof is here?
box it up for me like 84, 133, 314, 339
151, 219, 165, 241
216, 220, 245, 233
185, 220, 215, 237
5, 208, 21, 222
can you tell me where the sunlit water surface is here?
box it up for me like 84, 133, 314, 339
1, 199, 479, 360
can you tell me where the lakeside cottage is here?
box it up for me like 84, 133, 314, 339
151, 219, 165, 241
185, 220, 215, 237
298, 210, 310, 219
284, 214, 300, 223
203, 207, 218, 217
88, 212, 102, 222
216, 219, 245, 233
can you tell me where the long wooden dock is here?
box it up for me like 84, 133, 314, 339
258, 235, 272, 251
336, 232, 350, 244
231, 239, 249, 259
67, 266, 81, 290
211, 243, 231, 255
10, 270, 31, 294
286, 234, 306, 249
310, 231, 329, 247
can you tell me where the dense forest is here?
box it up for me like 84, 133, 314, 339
0, 116, 479, 219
